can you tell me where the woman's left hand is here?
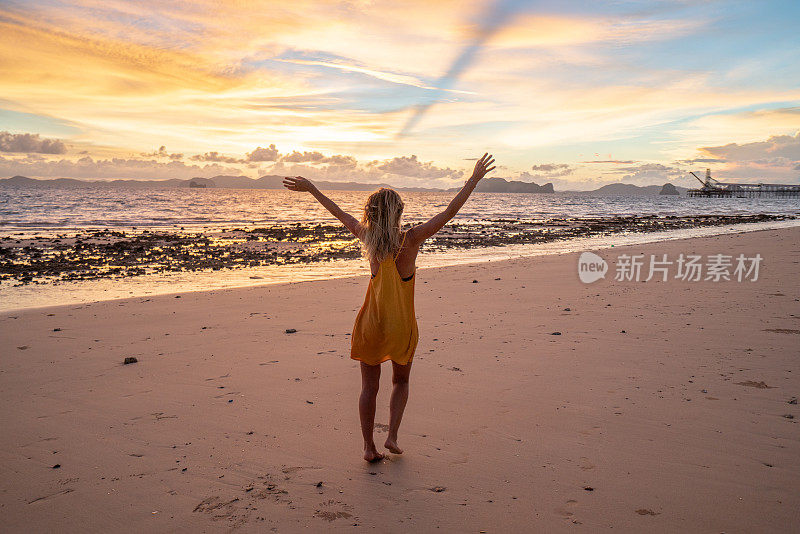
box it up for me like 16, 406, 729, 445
469, 153, 495, 182
282, 176, 314, 192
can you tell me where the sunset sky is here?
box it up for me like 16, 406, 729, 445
1, 0, 798, 190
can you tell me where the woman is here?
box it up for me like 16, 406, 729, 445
283, 153, 495, 462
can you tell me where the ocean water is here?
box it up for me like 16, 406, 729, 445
2, 187, 800, 231
1, 187, 799, 311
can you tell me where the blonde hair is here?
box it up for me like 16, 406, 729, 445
360, 188, 404, 262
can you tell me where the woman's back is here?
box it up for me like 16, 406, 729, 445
370, 230, 418, 280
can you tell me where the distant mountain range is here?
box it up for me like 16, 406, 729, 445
562, 183, 689, 196
446, 177, 554, 193
0, 174, 443, 192
0, 174, 686, 195
0, 174, 207, 190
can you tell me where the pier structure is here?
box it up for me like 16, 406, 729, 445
687, 169, 800, 198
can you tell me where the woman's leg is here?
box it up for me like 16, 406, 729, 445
385, 360, 412, 454
359, 362, 383, 462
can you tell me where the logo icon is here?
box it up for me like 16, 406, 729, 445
578, 252, 608, 284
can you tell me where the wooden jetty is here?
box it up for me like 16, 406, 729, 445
688, 169, 800, 198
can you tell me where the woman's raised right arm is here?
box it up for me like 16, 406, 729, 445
408, 153, 495, 244
283, 176, 363, 238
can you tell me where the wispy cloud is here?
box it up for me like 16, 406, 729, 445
582, 160, 637, 164
275, 58, 475, 95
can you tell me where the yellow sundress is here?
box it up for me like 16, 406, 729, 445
350, 232, 418, 366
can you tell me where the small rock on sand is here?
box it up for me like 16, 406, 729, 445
472, 280, 479, 283
17, 346, 28, 350
123, 357, 138, 365
285, 328, 297, 334
431, 486, 446, 492
52, 464, 60, 469
551, 332, 562, 336
788, 397, 798, 405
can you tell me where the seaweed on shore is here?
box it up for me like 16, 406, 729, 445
0, 214, 790, 285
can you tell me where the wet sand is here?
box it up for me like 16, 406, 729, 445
0, 226, 798, 532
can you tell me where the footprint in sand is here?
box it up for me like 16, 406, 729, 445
735, 380, 774, 389
556, 499, 579, 521
578, 457, 595, 471
313, 499, 353, 521
196, 476, 292, 526
249, 481, 289, 502
373, 423, 389, 433
280, 465, 322, 476
763, 328, 800, 335
449, 455, 469, 466
193, 496, 241, 521
636, 508, 660, 516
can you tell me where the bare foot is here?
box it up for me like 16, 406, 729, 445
384, 437, 403, 454
364, 446, 384, 463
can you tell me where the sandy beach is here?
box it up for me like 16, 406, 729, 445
1, 226, 798, 532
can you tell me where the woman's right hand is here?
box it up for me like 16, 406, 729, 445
282, 176, 314, 192
470, 153, 496, 182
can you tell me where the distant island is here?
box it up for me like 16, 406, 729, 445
659, 183, 680, 195
0, 174, 685, 195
